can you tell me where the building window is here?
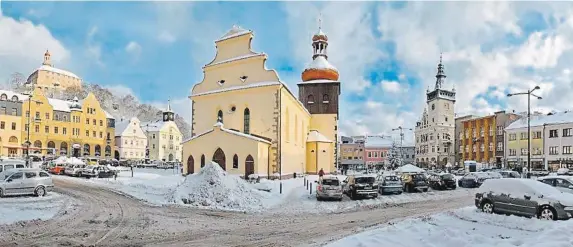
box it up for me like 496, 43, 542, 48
489, 127, 494, 136
63, 128, 67, 135
11, 108, 16, 116
509, 133, 516, 141
497, 126, 503, 135
217, 110, 223, 123
233, 154, 239, 169
35, 125, 39, 133
564, 146, 572, 155
521, 148, 528, 155
0, 121, 4, 129
201, 155, 205, 167
11, 122, 16, 130
564, 128, 572, 137
86, 118, 90, 124
93, 119, 96, 125
480, 144, 484, 152
509, 149, 516, 156
533, 131, 542, 139
86, 130, 89, 137
243, 108, 250, 134
322, 94, 329, 103
100, 120, 103, 126
307, 95, 315, 104
488, 142, 493, 151
367, 152, 371, 158
550, 146, 559, 155
497, 142, 503, 151
45, 113, 50, 120
520, 132, 528, 140
550, 129, 558, 138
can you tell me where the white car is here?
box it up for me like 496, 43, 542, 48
64, 164, 86, 177
538, 176, 573, 194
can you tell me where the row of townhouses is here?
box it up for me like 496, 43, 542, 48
339, 135, 415, 170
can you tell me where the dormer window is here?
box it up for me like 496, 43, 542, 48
239, 75, 248, 82
11, 96, 18, 101
0, 94, 6, 100
218, 80, 225, 86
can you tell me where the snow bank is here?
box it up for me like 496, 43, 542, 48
327, 207, 573, 247
169, 162, 271, 212
0, 192, 70, 225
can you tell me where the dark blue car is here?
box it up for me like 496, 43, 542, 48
458, 172, 495, 188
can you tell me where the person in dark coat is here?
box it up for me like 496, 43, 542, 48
318, 168, 325, 179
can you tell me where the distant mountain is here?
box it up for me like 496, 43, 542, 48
8, 82, 192, 139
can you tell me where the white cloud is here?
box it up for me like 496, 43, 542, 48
512, 32, 571, 69
105, 84, 136, 98
380, 80, 401, 93
0, 11, 70, 88
86, 26, 104, 67
125, 41, 142, 60
158, 30, 176, 43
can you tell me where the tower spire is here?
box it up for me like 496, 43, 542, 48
435, 53, 446, 89
318, 12, 322, 32
43, 49, 52, 66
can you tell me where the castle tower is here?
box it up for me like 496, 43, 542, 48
297, 15, 341, 171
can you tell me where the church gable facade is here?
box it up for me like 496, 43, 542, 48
183, 24, 339, 178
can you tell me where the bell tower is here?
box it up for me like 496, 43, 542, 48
42, 50, 52, 66
163, 99, 175, 122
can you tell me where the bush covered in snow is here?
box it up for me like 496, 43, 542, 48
169, 162, 271, 211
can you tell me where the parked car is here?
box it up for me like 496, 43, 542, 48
531, 169, 550, 177
65, 164, 86, 177
80, 165, 116, 178
315, 175, 343, 201
458, 172, 497, 188
0, 161, 26, 174
49, 164, 67, 175
499, 170, 521, 178
538, 176, 573, 194
401, 173, 428, 192
342, 174, 378, 200
475, 178, 573, 220
557, 168, 570, 175
428, 173, 457, 190
376, 174, 403, 195
0, 168, 54, 197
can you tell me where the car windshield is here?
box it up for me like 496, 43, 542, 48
85, 165, 96, 170
412, 174, 425, 180
355, 177, 375, 184
474, 172, 490, 178
322, 179, 340, 186
385, 176, 399, 181
441, 174, 454, 180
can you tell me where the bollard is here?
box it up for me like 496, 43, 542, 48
310, 184, 313, 195
304, 177, 306, 186
280, 182, 283, 194
306, 182, 309, 190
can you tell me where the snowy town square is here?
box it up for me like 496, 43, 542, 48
3, 1, 573, 247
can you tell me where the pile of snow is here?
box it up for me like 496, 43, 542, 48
327, 207, 573, 247
169, 162, 271, 212
0, 192, 71, 225
395, 164, 423, 173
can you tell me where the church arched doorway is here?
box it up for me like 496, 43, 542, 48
245, 155, 254, 178
187, 155, 194, 175
212, 148, 226, 171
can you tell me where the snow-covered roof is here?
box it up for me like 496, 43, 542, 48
205, 53, 266, 68
0, 90, 29, 101
191, 81, 281, 97
216, 25, 252, 43
32, 65, 80, 80
104, 110, 114, 119
296, 79, 340, 85
365, 136, 393, 148
182, 123, 271, 145
305, 56, 338, 72
506, 111, 573, 130
114, 119, 132, 136
48, 98, 71, 112
307, 130, 333, 143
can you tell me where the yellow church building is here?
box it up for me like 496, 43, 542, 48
182, 25, 340, 178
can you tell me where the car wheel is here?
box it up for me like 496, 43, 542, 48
59, 170, 64, 175
316, 197, 322, 201
422, 188, 428, 192
538, 206, 557, 221
396, 192, 402, 195
481, 201, 494, 214
34, 186, 46, 197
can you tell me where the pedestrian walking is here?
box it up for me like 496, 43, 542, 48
318, 168, 325, 182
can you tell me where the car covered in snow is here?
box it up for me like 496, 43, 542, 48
499, 170, 521, 178
0, 168, 53, 197
342, 174, 378, 200
401, 173, 428, 193
315, 175, 343, 201
537, 176, 573, 194
428, 173, 457, 190
475, 178, 573, 220
376, 174, 403, 195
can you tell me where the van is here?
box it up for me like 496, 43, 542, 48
0, 160, 26, 173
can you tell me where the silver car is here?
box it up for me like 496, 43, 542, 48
377, 174, 403, 195
316, 176, 343, 201
0, 168, 54, 197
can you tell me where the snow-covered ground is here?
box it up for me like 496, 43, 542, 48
55, 166, 474, 214
0, 192, 70, 225
327, 206, 573, 247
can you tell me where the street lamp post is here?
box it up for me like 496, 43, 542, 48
507, 86, 542, 178
24, 94, 43, 166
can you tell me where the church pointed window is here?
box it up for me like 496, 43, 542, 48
217, 110, 223, 123
244, 108, 250, 134
307, 95, 315, 104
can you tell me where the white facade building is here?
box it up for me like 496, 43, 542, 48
114, 117, 147, 161
415, 56, 456, 168
141, 101, 183, 162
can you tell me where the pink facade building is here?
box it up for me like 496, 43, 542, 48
364, 135, 393, 168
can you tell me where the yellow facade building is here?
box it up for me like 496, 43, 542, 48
461, 115, 497, 164
182, 25, 340, 178
20, 88, 115, 158
0, 90, 28, 157
26, 50, 83, 91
